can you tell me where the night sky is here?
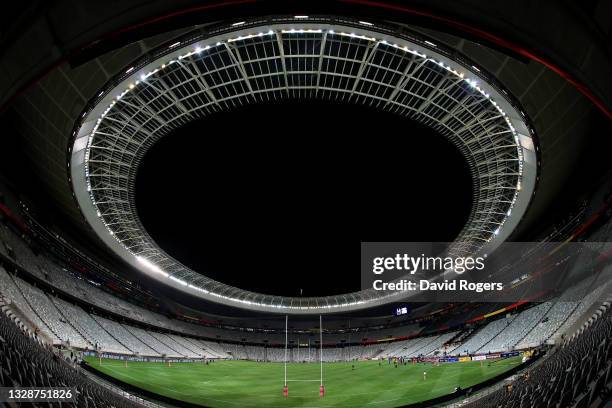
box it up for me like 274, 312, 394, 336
136, 99, 473, 296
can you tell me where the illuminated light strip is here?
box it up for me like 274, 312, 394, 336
386, 41, 427, 59
337, 31, 376, 42
227, 31, 275, 42
78, 22, 533, 310
281, 28, 322, 34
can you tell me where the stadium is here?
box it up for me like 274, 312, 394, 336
0, 1, 611, 407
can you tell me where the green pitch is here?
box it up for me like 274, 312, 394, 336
84, 356, 522, 408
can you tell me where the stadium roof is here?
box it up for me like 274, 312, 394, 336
68, 17, 537, 313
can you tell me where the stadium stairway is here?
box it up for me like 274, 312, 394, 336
154, 332, 194, 357
147, 331, 187, 357
49, 296, 97, 349
434, 328, 474, 355
551, 302, 582, 342
120, 324, 163, 356
9, 273, 61, 343
1, 298, 52, 344
450, 317, 514, 355
91, 315, 136, 354
452, 327, 479, 349
447, 328, 473, 345
123, 325, 161, 356
182, 336, 211, 357
515, 301, 564, 349
420, 332, 458, 356
479, 303, 553, 353
1, 296, 40, 343
121, 325, 174, 356
196, 339, 228, 358
409, 334, 443, 357
472, 316, 516, 354
47, 293, 95, 349
170, 334, 206, 357
560, 281, 612, 342
370, 347, 386, 359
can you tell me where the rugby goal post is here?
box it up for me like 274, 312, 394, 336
283, 315, 325, 397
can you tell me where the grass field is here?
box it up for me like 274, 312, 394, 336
85, 356, 522, 408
